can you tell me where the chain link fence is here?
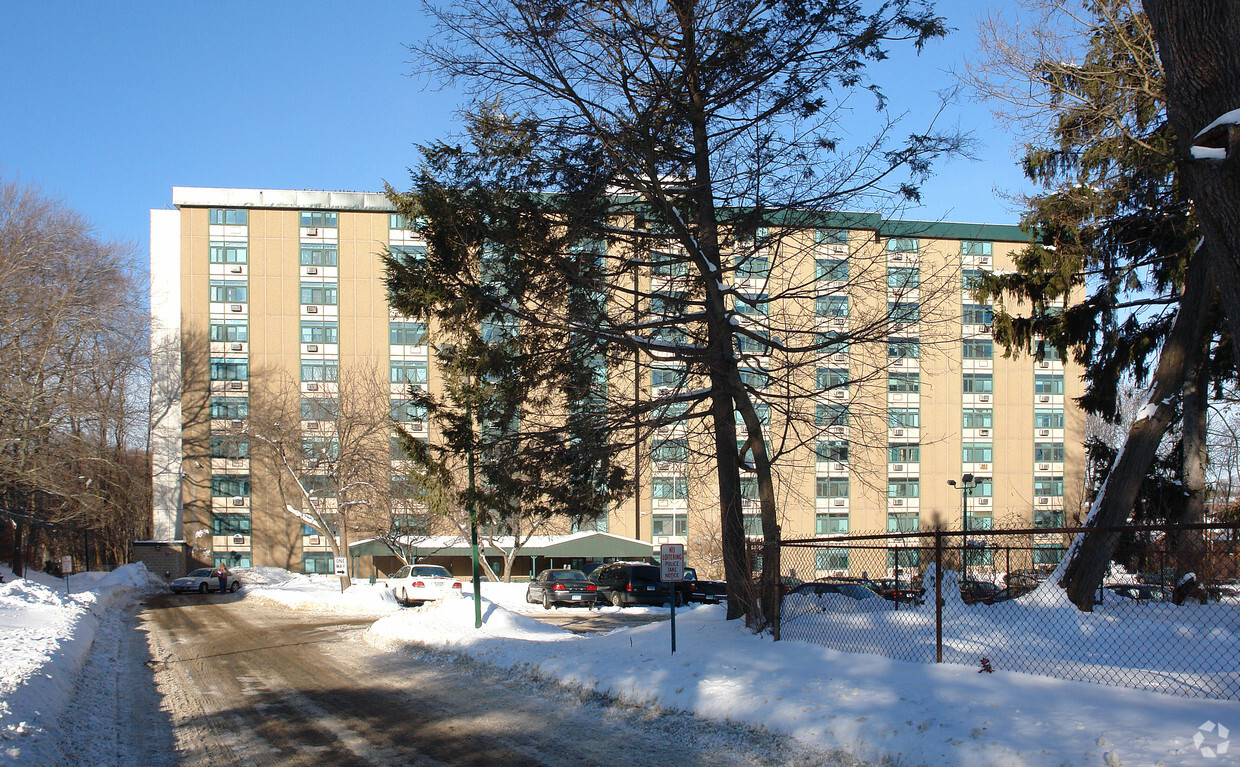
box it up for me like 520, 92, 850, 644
755, 522, 1240, 700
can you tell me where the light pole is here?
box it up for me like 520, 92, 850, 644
947, 473, 976, 576
440, 343, 483, 629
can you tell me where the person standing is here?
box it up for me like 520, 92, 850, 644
216, 565, 229, 594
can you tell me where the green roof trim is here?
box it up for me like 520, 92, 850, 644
349, 531, 654, 560
877, 219, 1030, 243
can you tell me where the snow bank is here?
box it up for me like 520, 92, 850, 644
239, 568, 400, 613
0, 563, 158, 753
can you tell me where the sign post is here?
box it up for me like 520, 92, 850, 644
333, 556, 348, 593
61, 556, 73, 594
660, 543, 685, 654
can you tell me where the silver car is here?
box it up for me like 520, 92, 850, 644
172, 568, 242, 594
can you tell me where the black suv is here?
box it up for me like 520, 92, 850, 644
589, 562, 686, 607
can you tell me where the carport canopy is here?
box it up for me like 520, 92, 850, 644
349, 530, 653, 561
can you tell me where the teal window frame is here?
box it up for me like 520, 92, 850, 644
815, 259, 848, 281
1035, 443, 1065, 462
885, 237, 919, 253
888, 338, 920, 358
887, 408, 919, 429
815, 440, 849, 462
209, 281, 247, 303
652, 476, 689, 500
963, 339, 993, 359
299, 283, 338, 305
390, 361, 428, 384
815, 547, 849, 571
209, 320, 248, 343
1035, 409, 1065, 429
209, 397, 248, 420
210, 475, 251, 497
887, 266, 920, 290
963, 304, 994, 325
962, 408, 993, 429
961, 240, 992, 256
962, 443, 994, 463
211, 513, 251, 535
963, 373, 993, 393
209, 241, 248, 264
209, 359, 248, 381
888, 477, 920, 498
300, 361, 339, 382
815, 513, 849, 536
389, 322, 427, 346
816, 295, 849, 317
209, 209, 248, 226
888, 444, 920, 463
300, 321, 338, 344
1035, 375, 1065, 395
300, 244, 338, 266
816, 476, 849, 498
888, 372, 919, 393
300, 211, 338, 228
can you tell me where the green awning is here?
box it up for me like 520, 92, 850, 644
350, 531, 653, 560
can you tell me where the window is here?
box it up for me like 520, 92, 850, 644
651, 365, 685, 389
300, 283, 338, 305
1034, 509, 1064, 529
301, 397, 339, 421
815, 259, 848, 281
210, 320, 248, 343
301, 321, 338, 344
302, 475, 336, 498
1035, 409, 1065, 429
209, 209, 248, 226
209, 437, 249, 460
389, 321, 426, 346
1035, 443, 1065, 462
300, 244, 338, 266
739, 476, 760, 500
888, 338, 920, 359
652, 515, 688, 536
652, 253, 689, 277
652, 439, 687, 463
1037, 342, 1063, 361
816, 295, 849, 317
970, 477, 994, 498
389, 244, 426, 265
736, 333, 770, 355
736, 255, 769, 280
963, 268, 985, 290
887, 513, 920, 533
815, 513, 849, 535
391, 400, 427, 422
302, 552, 335, 574
301, 361, 339, 382
815, 441, 849, 462
300, 211, 338, 228
302, 436, 340, 461
962, 443, 993, 463
1034, 476, 1065, 497
888, 549, 920, 570
816, 403, 849, 427
1033, 544, 1065, 566
211, 514, 251, 535
889, 302, 920, 323
888, 373, 920, 393
888, 444, 920, 463
1035, 375, 1065, 395
888, 478, 920, 498
209, 397, 248, 420
650, 292, 689, 317
815, 228, 848, 246
735, 293, 768, 315
963, 339, 993, 359
390, 476, 417, 499
743, 515, 763, 536
967, 513, 994, 531
209, 359, 248, 381
209, 280, 247, 303
816, 476, 849, 498
210, 475, 251, 497
818, 367, 849, 390
962, 408, 993, 429
815, 548, 849, 571
887, 266, 920, 290
389, 213, 414, 230
887, 408, 919, 429
652, 476, 688, 500
962, 304, 993, 325
818, 333, 849, 356
209, 242, 248, 264
739, 368, 769, 389
885, 237, 919, 254
961, 240, 992, 256
963, 373, 993, 393
734, 403, 770, 425
390, 361, 429, 384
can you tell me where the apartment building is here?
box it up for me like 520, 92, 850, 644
150, 187, 1085, 576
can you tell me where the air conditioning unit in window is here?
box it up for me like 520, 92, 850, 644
655, 387, 673, 398
892, 463, 905, 472
230, 304, 243, 312
1037, 497, 1050, 505
1038, 395, 1051, 403
892, 428, 905, 436
409, 421, 425, 431
305, 422, 318, 430
307, 344, 319, 352
742, 498, 760, 510
310, 536, 321, 545
829, 425, 845, 435
831, 353, 847, 363
831, 390, 846, 400
306, 305, 319, 314
306, 227, 319, 236
656, 499, 670, 508
233, 535, 246, 545
231, 496, 245, 506
981, 325, 992, 333
306, 267, 319, 275
655, 462, 672, 472
230, 266, 243, 274
230, 420, 244, 429
832, 462, 847, 472
1038, 428, 1050, 437
890, 254, 904, 262
978, 394, 991, 402
230, 343, 243, 352
976, 497, 990, 506
978, 463, 990, 471
979, 428, 990, 437
832, 498, 846, 507
306, 382, 319, 391
891, 498, 905, 506
1038, 463, 1050, 471
890, 393, 904, 401
979, 256, 991, 265
228, 381, 244, 390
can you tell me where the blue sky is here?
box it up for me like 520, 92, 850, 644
0, 1, 1034, 257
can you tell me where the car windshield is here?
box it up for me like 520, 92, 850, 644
548, 570, 587, 581
411, 566, 451, 578
188, 569, 213, 577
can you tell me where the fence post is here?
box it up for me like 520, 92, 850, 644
893, 549, 899, 612
935, 525, 943, 663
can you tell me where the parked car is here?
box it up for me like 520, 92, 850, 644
683, 566, 727, 604
980, 584, 1035, 605
871, 577, 924, 604
960, 579, 1003, 604
1005, 569, 1051, 590
1104, 583, 1167, 602
171, 568, 242, 594
389, 564, 462, 606
786, 579, 883, 601
590, 561, 683, 607
525, 569, 599, 609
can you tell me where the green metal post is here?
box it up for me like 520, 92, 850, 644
467, 398, 482, 629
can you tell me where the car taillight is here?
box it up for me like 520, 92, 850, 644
452, 582, 462, 589
553, 583, 566, 591
626, 582, 633, 591
586, 583, 596, 591
412, 581, 425, 588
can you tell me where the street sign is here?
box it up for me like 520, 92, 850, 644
60, 556, 73, 575
333, 556, 348, 577
660, 543, 684, 581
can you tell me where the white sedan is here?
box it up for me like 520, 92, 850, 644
389, 564, 462, 606
171, 568, 242, 594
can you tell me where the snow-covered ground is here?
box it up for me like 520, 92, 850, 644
3, 564, 1238, 766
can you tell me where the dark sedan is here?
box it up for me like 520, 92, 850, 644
525, 569, 599, 609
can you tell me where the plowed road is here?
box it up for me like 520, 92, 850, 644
136, 593, 858, 766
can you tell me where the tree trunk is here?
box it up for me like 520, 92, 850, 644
1058, 246, 1214, 609
1143, 1, 1240, 364
1174, 347, 1209, 585
11, 518, 24, 577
